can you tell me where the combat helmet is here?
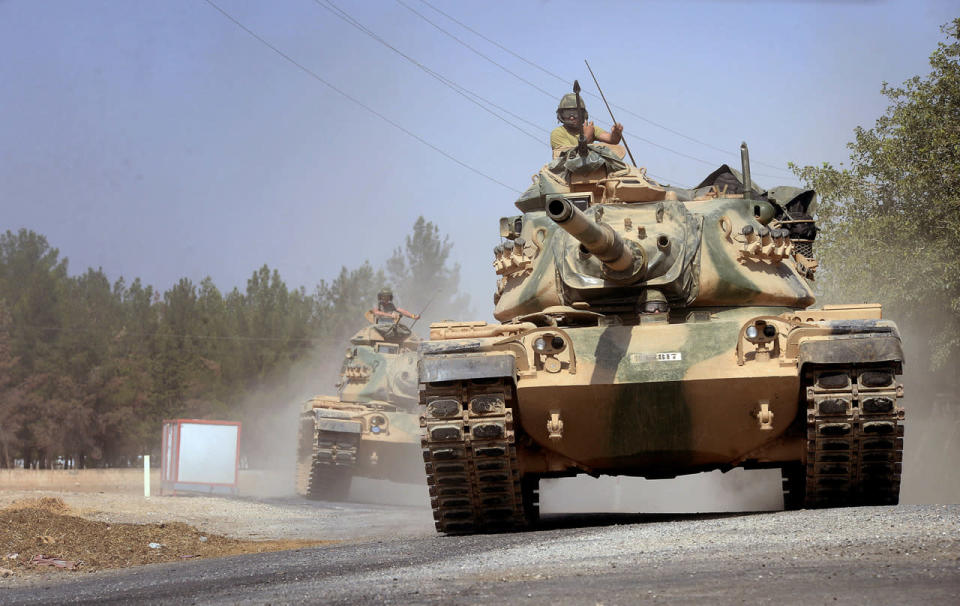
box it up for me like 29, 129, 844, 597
556, 93, 587, 122
378, 287, 393, 301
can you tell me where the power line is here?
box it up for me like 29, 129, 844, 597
314, 1, 683, 186
411, 0, 794, 177
202, 0, 522, 194
315, 0, 547, 144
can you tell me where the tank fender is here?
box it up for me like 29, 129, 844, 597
315, 418, 362, 434
796, 334, 904, 368
314, 408, 355, 419
420, 353, 516, 383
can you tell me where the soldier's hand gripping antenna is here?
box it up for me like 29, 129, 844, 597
584, 59, 637, 166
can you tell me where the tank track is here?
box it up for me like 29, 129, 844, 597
420, 378, 531, 534
296, 413, 358, 501
795, 364, 904, 508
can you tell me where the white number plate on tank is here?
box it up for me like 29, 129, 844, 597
629, 352, 682, 363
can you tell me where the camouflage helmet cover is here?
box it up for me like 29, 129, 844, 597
556, 93, 588, 121
378, 287, 393, 300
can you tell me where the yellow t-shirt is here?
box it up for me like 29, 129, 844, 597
550, 125, 607, 149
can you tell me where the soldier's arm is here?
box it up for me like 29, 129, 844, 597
396, 307, 420, 320
595, 123, 623, 144
372, 309, 399, 319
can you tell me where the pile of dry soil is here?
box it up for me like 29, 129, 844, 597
0, 497, 330, 578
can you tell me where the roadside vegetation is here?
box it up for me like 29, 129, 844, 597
793, 18, 960, 387
0, 217, 466, 469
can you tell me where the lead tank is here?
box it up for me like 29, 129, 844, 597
296, 321, 423, 501
418, 142, 905, 534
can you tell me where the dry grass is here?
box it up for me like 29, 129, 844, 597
0, 497, 331, 577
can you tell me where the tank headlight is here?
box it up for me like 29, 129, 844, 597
745, 321, 777, 345
534, 337, 548, 353
551, 336, 565, 350
369, 415, 387, 433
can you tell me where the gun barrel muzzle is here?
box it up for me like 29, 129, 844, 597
546, 198, 634, 272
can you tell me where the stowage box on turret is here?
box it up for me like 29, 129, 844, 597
417, 142, 905, 534
296, 322, 423, 501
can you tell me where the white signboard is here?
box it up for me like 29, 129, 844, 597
176, 422, 240, 485
161, 419, 241, 495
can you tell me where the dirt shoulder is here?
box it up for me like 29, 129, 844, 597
0, 487, 434, 582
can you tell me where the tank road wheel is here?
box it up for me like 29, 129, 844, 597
800, 364, 905, 508
304, 431, 359, 502
420, 378, 530, 535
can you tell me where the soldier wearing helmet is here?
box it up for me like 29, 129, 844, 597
550, 93, 623, 150
371, 288, 420, 324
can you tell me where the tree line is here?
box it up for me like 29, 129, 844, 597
0, 217, 467, 468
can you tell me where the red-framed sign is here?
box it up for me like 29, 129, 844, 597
161, 419, 242, 495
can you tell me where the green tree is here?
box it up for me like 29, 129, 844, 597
0, 229, 69, 374
386, 216, 471, 324
314, 261, 386, 347
793, 18, 960, 378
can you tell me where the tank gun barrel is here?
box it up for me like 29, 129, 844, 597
546, 198, 636, 273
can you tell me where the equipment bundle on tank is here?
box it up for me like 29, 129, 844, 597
416, 131, 905, 534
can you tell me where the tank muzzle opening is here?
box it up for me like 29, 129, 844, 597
547, 198, 572, 222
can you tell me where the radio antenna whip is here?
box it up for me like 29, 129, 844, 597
584, 59, 637, 166
409, 291, 440, 330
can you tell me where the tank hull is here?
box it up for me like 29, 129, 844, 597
512, 313, 801, 474
419, 305, 904, 533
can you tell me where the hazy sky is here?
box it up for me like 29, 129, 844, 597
1, 0, 955, 320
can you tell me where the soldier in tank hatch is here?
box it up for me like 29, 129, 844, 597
550, 92, 624, 150
370, 288, 419, 324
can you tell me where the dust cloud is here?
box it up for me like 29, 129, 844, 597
230, 342, 347, 498
230, 340, 431, 507
897, 316, 960, 505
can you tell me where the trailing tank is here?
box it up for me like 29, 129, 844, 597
296, 321, 423, 501
418, 141, 904, 534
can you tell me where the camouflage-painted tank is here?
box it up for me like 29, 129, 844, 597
296, 321, 423, 501
418, 141, 905, 534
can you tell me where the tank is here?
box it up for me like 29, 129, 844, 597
296, 320, 423, 501
418, 142, 905, 534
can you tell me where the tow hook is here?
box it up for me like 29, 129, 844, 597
547, 410, 564, 440
756, 401, 774, 431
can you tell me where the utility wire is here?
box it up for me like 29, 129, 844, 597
317, 0, 683, 185
409, 0, 794, 177
315, 0, 547, 144
202, 0, 522, 194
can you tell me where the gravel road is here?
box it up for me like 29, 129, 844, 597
2, 495, 958, 604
